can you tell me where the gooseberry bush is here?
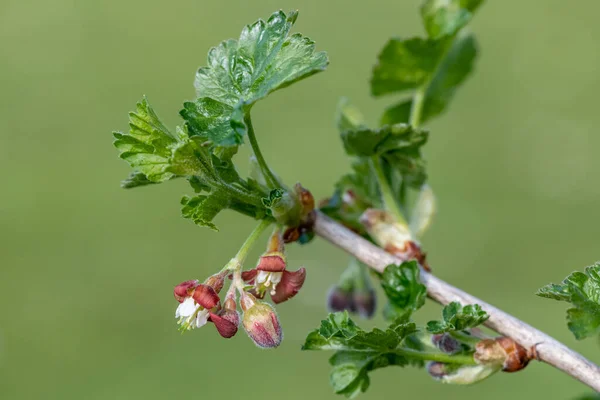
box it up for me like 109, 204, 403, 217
113, 1, 600, 397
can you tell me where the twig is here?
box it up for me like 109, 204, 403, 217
313, 211, 600, 392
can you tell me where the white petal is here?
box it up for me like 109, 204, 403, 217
175, 297, 197, 318
194, 309, 210, 328
256, 270, 269, 284
270, 272, 283, 285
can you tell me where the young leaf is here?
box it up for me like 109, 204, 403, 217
426, 302, 489, 334
195, 10, 328, 107
371, 0, 483, 125
409, 184, 436, 238
120, 171, 179, 189
381, 261, 427, 318
536, 263, 600, 340
302, 312, 419, 398
341, 124, 429, 189
420, 0, 483, 39
381, 34, 477, 125
113, 98, 201, 182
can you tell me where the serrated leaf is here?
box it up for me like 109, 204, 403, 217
536, 263, 600, 340
381, 34, 478, 125
381, 261, 427, 318
195, 10, 328, 107
180, 194, 225, 231
426, 302, 489, 334
113, 98, 201, 182
303, 312, 419, 398
341, 123, 429, 189
120, 171, 179, 189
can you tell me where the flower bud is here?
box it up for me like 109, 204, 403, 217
327, 285, 356, 313
210, 298, 239, 338
353, 289, 377, 319
242, 299, 283, 348
427, 362, 500, 384
475, 337, 530, 372
431, 333, 462, 355
204, 271, 227, 294
294, 183, 315, 217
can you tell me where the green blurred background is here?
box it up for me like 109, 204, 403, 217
2, 0, 600, 398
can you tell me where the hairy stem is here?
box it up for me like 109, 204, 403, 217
370, 156, 407, 224
244, 113, 281, 189
313, 211, 600, 392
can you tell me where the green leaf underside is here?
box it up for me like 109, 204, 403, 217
113, 98, 200, 183
302, 312, 419, 398
381, 261, 427, 318
537, 263, 600, 340
195, 10, 328, 108
371, 0, 483, 125
426, 301, 489, 334
120, 171, 180, 189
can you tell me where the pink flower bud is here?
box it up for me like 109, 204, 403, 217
327, 285, 356, 313
242, 300, 283, 348
353, 289, 377, 319
431, 333, 462, 355
174, 280, 199, 303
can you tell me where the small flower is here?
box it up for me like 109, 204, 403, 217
240, 292, 283, 348
431, 333, 462, 355
242, 230, 306, 304
173, 275, 239, 338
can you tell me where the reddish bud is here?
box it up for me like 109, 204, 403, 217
242, 301, 283, 348
204, 271, 227, 293
294, 183, 315, 216
271, 267, 306, 304
353, 289, 377, 319
174, 280, 199, 303
475, 337, 530, 372
431, 333, 462, 355
192, 284, 220, 309
327, 286, 356, 313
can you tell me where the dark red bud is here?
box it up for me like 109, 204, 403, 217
271, 267, 306, 304
294, 183, 315, 216
205, 272, 226, 293
174, 280, 199, 303
256, 253, 287, 272
353, 289, 377, 319
326, 286, 356, 313
210, 310, 240, 338
431, 333, 462, 355
192, 284, 220, 309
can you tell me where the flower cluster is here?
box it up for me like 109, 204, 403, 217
173, 228, 306, 348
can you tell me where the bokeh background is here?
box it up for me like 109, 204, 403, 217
2, 0, 600, 398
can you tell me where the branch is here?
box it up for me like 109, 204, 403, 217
313, 211, 600, 392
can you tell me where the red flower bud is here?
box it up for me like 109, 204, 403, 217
431, 333, 462, 355
327, 286, 356, 313
242, 298, 283, 348
192, 284, 220, 309
353, 289, 377, 319
204, 271, 227, 294
174, 280, 199, 303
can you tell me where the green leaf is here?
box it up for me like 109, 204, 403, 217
426, 302, 489, 334
194, 10, 328, 107
113, 98, 201, 182
180, 98, 245, 152
421, 0, 483, 39
336, 98, 367, 132
381, 261, 427, 318
381, 34, 478, 125
120, 171, 180, 189
341, 123, 429, 189
371, 37, 447, 97
536, 263, 600, 340
302, 312, 418, 398
180, 194, 225, 231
